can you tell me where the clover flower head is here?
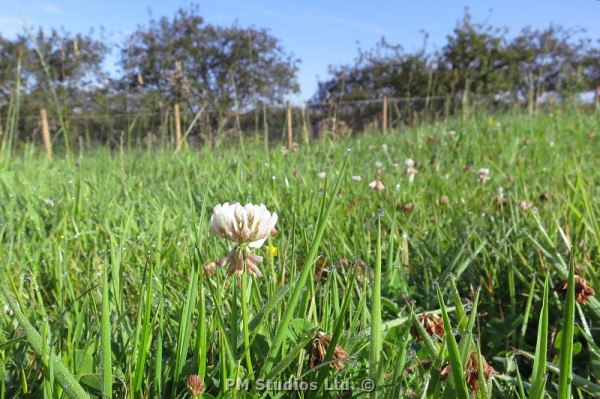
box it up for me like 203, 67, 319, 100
478, 168, 491, 183
405, 158, 415, 168
211, 202, 278, 248
211, 202, 278, 279
352, 175, 362, 182
317, 171, 327, 180
368, 179, 385, 191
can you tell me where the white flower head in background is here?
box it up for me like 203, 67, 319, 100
478, 168, 491, 183
352, 175, 362, 182
370, 161, 384, 190
406, 167, 418, 182
368, 179, 385, 191
211, 202, 278, 279
317, 171, 327, 180
405, 158, 417, 182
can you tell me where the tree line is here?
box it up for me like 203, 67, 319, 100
1, 6, 599, 146
312, 13, 600, 108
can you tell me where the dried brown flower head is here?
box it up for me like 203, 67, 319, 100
397, 202, 414, 214
186, 374, 205, 398
440, 351, 497, 395
554, 275, 596, 305
438, 195, 449, 206
312, 256, 331, 280
411, 312, 444, 341
539, 191, 549, 203
310, 331, 350, 371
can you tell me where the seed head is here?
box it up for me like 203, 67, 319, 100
310, 331, 350, 371
554, 275, 595, 305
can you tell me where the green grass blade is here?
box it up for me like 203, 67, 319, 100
449, 277, 467, 331
529, 274, 549, 399
260, 150, 349, 377
314, 264, 359, 394
558, 257, 575, 399
369, 211, 383, 394
172, 261, 199, 393
2, 289, 90, 399
266, 325, 318, 380
436, 285, 469, 399
100, 265, 112, 398
518, 350, 600, 396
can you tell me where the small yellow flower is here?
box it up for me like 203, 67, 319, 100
488, 118, 495, 125
265, 245, 278, 257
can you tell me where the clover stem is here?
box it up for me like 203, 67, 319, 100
240, 249, 256, 393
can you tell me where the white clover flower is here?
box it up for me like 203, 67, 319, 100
374, 161, 383, 170
352, 175, 362, 182
211, 202, 277, 248
478, 168, 491, 183
406, 167, 418, 183
368, 179, 385, 191
211, 202, 278, 278
381, 144, 388, 153
405, 158, 415, 168
317, 171, 327, 179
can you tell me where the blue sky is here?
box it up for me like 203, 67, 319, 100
1, 0, 599, 102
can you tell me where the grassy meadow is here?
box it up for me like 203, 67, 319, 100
1, 109, 600, 398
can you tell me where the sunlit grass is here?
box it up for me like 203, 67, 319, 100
1, 109, 599, 398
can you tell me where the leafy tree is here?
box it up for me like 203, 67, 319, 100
439, 11, 511, 97
508, 25, 598, 101
0, 34, 28, 104
121, 5, 299, 118
25, 28, 108, 108
312, 38, 436, 104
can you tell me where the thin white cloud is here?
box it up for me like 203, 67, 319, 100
39, 3, 63, 14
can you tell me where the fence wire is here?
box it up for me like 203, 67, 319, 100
0, 94, 584, 150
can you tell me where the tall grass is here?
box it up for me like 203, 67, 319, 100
0, 108, 599, 398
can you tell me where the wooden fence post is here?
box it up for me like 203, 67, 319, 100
174, 103, 182, 151
382, 96, 388, 135
301, 104, 309, 144
40, 108, 52, 159
287, 101, 293, 148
